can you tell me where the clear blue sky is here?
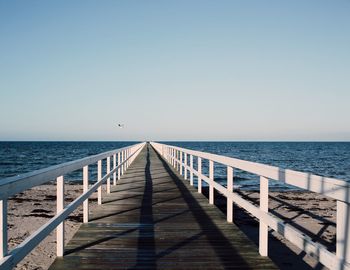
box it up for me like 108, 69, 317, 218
1, 1, 349, 141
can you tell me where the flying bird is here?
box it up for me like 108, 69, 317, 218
117, 124, 125, 128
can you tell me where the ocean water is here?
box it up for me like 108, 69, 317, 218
0, 141, 137, 183
0, 141, 349, 191
166, 142, 350, 190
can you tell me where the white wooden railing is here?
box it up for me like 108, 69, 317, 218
151, 142, 350, 270
0, 142, 146, 269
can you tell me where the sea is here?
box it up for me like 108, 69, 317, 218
0, 141, 349, 191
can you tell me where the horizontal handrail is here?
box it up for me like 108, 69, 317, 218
151, 142, 350, 270
152, 142, 350, 203
0, 144, 143, 201
0, 142, 146, 269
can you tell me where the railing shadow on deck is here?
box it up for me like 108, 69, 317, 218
153, 147, 255, 269
205, 189, 325, 270
66, 144, 259, 269
130, 145, 156, 269
235, 191, 336, 251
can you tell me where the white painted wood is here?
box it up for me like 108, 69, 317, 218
127, 149, 130, 168
175, 150, 178, 170
149, 142, 350, 203
118, 152, 121, 180
97, 160, 102, 205
0, 143, 145, 201
337, 200, 350, 263
177, 150, 180, 171
0, 168, 115, 269
184, 153, 187, 180
83, 166, 89, 223
190, 155, 193, 186
198, 172, 227, 195
209, 160, 214, 205
128, 149, 130, 167
149, 142, 350, 270
170, 148, 173, 166
0, 199, 7, 259
125, 150, 128, 169
107, 156, 111, 194
259, 176, 269, 256
180, 151, 183, 175
0, 143, 146, 269
227, 167, 233, 223
56, 176, 64, 257
129, 149, 131, 167
198, 157, 202, 194
113, 154, 117, 185
229, 191, 350, 270
121, 151, 124, 175
124, 150, 127, 172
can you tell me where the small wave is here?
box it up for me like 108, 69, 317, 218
214, 176, 251, 182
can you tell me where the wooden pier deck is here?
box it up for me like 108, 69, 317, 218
49, 144, 277, 270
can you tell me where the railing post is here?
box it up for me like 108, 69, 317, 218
171, 148, 173, 167
124, 150, 127, 170
184, 153, 187, 180
198, 157, 202, 193
227, 167, 233, 223
209, 160, 214, 205
259, 176, 269, 256
126, 149, 129, 169
107, 156, 111, 194
175, 149, 177, 168
121, 151, 124, 175
0, 199, 7, 259
190, 155, 193, 186
128, 149, 130, 167
127, 149, 130, 168
83, 166, 89, 223
172, 149, 175, 167
336, 200, 350, 264
180, 151, 183, 175
98, 160, 102, 205
124, 150, 127, 173
129, 149, 131, 166
118, 152, 121, 180
175, 149, 177, 169
113, 154, 117, 185
56, 176, 64, 257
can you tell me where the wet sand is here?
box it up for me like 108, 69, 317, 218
8, 185, 335, 270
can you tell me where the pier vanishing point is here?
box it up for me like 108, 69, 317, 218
1, 142, 350, 269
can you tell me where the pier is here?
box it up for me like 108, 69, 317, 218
48, 144, 276, 269
0, 142, 349, 269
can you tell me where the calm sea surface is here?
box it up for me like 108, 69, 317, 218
0, 141, 349, 190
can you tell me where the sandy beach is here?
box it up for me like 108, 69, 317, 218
8, 184, 100, 270
210, 189, 335, 270
8, 185, 335, 270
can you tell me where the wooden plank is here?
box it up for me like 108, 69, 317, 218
49, 144, 277, 270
